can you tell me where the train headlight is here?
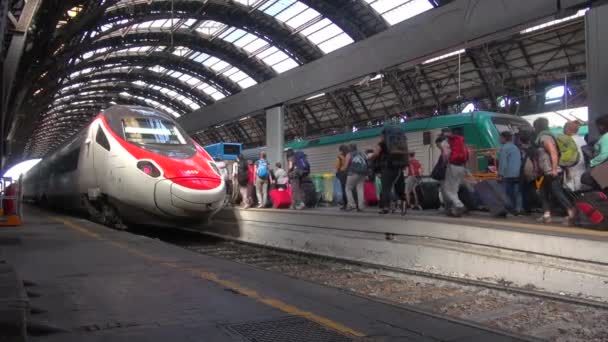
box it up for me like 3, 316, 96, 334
137, 161, 161, 178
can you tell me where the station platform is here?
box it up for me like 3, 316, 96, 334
0, 206, 526, 341
208, 207, 608, 302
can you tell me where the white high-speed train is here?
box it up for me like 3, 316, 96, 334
23, 105, 225, 227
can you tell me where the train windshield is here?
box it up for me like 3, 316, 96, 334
492, 117, 532, 134
122, 118, 187, 145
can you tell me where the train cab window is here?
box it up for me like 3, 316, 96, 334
492, 117, 532, 134
95, 128, 111, 151
122, 118, 187, 145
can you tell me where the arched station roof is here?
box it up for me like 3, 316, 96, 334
9, 0, 446, 158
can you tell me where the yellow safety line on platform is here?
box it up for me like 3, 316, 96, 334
52, 217, 101, 239
51, 216, 365, 338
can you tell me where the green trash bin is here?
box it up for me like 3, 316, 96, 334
311, 174, 324, 201
322, 174, 334, 203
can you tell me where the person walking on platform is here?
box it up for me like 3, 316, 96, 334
369, 127, 408, 215
582, 115, 608, 189
533, 118, 577, 225
247, 160, 256, 207
234, 154, 251, 209
287, 149, 309, 210
405, 152, 422, 210
254, 151, 270, 208
498, 131, 522, 215
345, 144, 367, 211
336, 145, 349, 210
438, 128, 469, 217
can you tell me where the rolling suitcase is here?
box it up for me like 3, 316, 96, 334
302, 179, 318, 208
364, 180, 379, 206
270, 188, 292, 209
574, 191, 608, 230
458, 185, 481, 211
474, 180, 512, 216
415, 181, 441, 209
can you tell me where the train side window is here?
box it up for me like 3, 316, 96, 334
96, 128, 110, 151
423, 131, 432, 145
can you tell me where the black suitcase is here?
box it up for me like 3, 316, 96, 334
415, 181, 441, 209
301, 179, 318, 208
459, 185, 481, 211
474, 180, 512, 216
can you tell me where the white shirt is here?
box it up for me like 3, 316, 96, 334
232, 162, 239, 177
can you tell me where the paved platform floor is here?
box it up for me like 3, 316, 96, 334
0, 207, 528, 341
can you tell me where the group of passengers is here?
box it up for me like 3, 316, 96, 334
432, 115, 608, 224
219, 113, 608, 224
218, 150, 308, 210
335, 130, 423, 214
333, 113, 608, 224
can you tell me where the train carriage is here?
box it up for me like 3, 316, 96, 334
23, 105, 225, 227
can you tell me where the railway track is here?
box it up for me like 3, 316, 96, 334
130, 226, 608, 342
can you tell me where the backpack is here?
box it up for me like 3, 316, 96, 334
256, 159, 269, 178
448, 135, 469, 165
521, 145, 541, 181
237, 159, 249, 185
294, 151, 310, 177
350, 152, 368, 175
555, 133, 580, 167
383, 126, 409, 168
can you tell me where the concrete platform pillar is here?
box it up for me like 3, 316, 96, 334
586, 4, 608, 139
265, 106, 285, 167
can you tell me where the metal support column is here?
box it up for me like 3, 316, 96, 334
265, 106, 285, 167
586, 4, 608, 139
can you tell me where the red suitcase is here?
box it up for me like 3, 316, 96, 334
575, 191, 608, 230
364, 181, 379, 206
270, 188, 292, 209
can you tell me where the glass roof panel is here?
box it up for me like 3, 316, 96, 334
299, 18, 332, 36
262, 0, 298, 16
285, 8, 321, 29
242, 38, 269, 54
317, 33, 354, 54
195, 20, 225, 36
233, 32, 259, 48
272, 59, 299, 73
238, 77, 257, 89
306, 24, 343, 44
364, 0, 433, 25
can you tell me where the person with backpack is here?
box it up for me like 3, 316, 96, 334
234, 154, 251, 209
498, 131, 522, 215
287, 149, 309, 210
369, 126, 408, 214
345, 144, 367, 211
404, 152, 422, 210
438, 128, 469, 217
336, 145, 349, 210
518, 132, 539, 213
254, 151, 271, 209
533, 118, 577, 225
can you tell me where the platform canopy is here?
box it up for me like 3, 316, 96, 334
0, 0, 592, 162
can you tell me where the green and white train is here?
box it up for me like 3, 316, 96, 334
243, 112, 533, 176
